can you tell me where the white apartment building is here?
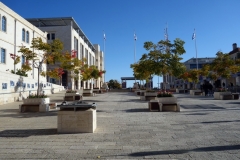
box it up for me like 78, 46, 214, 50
0, 2, 63, 104
26, 17, 105, 90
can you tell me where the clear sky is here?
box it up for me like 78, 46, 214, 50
2, 0, 240, 88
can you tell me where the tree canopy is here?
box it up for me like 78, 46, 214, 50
131, 38, 186, 84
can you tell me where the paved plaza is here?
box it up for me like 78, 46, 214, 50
0, 91, 240, 159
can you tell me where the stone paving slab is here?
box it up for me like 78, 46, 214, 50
0, 91, 240, 159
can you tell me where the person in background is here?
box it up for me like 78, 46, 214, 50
222, 82, 225, 88
208, 82, 213, 96
203, 81, 208, 96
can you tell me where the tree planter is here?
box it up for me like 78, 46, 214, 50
144, 92, 157, 101
64, 93, 82, 101
155, 97, 177, 104
214, 92, 232, 100
144, 92, 157, 97
93, 89, 100, 94
134, 89, 140, 95
23, 98, 50, 104
20, 98, 50, 112
83, 89, 94, 96
140, 90, 146, 96
155, 97, 180, 112
65, 93, 78, 96
190, 90, 201, 95
176, 88, 186, 93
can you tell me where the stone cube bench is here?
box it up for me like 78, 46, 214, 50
57, 101, 97, 133
148, 99, 180, 112
148, 100, 160, 111
194, 91, 203, 96
219, 94, 233, 100
232, 93, 239, 100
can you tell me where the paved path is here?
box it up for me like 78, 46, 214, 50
0, 91, 240, 159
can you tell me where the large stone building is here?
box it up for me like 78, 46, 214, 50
26, 17, 105, 90
0, 2, 63, 104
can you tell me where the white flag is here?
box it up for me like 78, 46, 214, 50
134, 33, 137, 41
103, 33, 106, 40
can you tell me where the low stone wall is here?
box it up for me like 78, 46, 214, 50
0, 70, 65, 104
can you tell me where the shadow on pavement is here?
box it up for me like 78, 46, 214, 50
125, 108, 150, 112
181, 104, 225, 110
0, 109, 57, 118
227, 102, 240, 104
0, 128, 57, 137
128, 144, 240, 157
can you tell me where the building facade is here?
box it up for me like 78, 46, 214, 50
228, 43, 240, 86
0, 2, 47, 81
0, 2, 64, 104
26, 17, 104, 90
161, 57, 215, 89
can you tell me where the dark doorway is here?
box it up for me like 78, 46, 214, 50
62, 71, 68, 87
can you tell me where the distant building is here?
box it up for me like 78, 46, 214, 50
228, 43, 240, 86
162, 57, 215, 90
26, 17, 105, 89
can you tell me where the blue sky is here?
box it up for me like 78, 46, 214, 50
2, 0, 240, 88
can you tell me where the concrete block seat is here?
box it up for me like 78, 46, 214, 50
149, 99, 180, 112
148, 100, 160, 111
145, 96, 156, 101
57, 101, 97, 133
19, 104, 49, 112
219, 94, 233, 100
153, 97, 180, 112
194, 91, 203, 95
159, 103, 180, 112
19, 98, 50, 112
232, 93, 239, 100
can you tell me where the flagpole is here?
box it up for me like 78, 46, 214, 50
193, 29, 198, 70
134, 32, 137, 83
164, 23, 168, 91
103, 31, 106, 83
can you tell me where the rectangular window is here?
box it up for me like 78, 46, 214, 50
47, 34, 50, 40
0, 48, 6, 63
190, 64, 196, 69
74, 37, 78, 58
21, 55, 25, 65
190, 64, 202, 69
85, 49, 88, 64
51, 33, 55, 40
89, 54, 91, 65
80, 43, 82, 60
81, 44, 84, 60
22, 29, 25, 41
26, 31, 29, 43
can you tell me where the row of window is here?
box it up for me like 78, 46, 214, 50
1, 15, 30, 43
22, 29, 29, 43
47, 33, 55, 40
0, 47, 27, 65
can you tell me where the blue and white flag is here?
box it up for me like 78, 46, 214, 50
192, 29, 196, 40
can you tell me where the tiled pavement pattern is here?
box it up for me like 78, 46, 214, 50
0, 91, 240, 159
